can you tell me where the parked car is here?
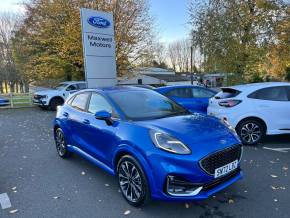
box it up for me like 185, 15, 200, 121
156, 85, 217, 113
0, 96, 9, 107
208, 82, 290, 145
33, 81, 87, 110
54, 86, 242, 206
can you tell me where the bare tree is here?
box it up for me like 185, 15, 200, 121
167, 39, 192, 72
0, 12, 20, 93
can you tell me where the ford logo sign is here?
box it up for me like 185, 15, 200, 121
87, 16, 110, 28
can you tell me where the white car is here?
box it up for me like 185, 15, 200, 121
208, 82, 290, 145
33, 81, 87, 110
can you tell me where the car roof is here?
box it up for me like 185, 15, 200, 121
225, 82, 290, 92
156, 85, 217, 93
80, 86, 152, 93
156, 85, 204, 90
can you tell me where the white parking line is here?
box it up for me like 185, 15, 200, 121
0, 193, 12, 209
263, 147, 290, 153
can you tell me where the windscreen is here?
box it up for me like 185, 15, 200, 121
54, 83, 68, 90
108, 90, 189, 120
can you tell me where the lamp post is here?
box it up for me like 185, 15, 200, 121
190, 46, 193, 85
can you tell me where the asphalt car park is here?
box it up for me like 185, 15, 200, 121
0, 108, 290, 218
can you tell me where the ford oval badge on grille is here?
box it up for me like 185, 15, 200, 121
87, 16, 110, 28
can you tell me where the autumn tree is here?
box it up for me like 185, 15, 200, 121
13, 0, 155, 84
189, 0, 289, 83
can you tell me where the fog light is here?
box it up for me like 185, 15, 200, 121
166, 175, 203, 197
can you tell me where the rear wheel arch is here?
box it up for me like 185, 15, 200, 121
236, 116, 267, 145
236, 116, 267, 133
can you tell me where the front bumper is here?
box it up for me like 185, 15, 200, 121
148, 145, 243, 201
33, 99, 48, 106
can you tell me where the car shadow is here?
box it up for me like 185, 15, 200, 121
262, 134, 290, 145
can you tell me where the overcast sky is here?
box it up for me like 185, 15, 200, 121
0, 0, 192, 43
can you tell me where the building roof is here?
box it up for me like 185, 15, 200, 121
146, 74, 190, 82
133, 67, 175, 75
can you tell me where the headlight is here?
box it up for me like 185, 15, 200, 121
41, 95, 48, 99
149, 130, 191, 154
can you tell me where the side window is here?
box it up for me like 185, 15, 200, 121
67, 95, 75, 105
287, 87, 290, 101
248, 87, 288, 101
192, 88, 215, 98
71, 92, 90, 111
77, 83, 87, 90
166, 88, 192, 98
66, 84, 78, 91
88, 93, 113, 114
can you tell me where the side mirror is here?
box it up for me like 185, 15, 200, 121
95, 110, 114, 125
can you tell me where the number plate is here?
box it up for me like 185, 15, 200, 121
214, 160, 238, 178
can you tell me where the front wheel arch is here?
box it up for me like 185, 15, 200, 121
113, 147, 156, 198
49, 96, 64, 110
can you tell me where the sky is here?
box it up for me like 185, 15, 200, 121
150, 0, 192, 43
0, 0, 191, 43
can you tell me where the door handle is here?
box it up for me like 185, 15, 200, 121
63, 112, 69, 117
83, 119, 90, 125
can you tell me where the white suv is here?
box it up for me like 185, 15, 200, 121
208, 82, 290, 145
33, 81, 87, 110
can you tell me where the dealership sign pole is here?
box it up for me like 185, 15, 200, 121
80, 8, 117, 88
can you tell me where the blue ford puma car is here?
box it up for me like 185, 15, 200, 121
54, 86, 242, 206
156, 85, 217, 113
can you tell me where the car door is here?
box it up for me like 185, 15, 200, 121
66, 92, 91, 150
165, 87, 196, 111
191, 87, 216, 113
248, 86, 290, 133
75, 92, 119, 166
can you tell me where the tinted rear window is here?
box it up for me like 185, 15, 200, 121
165, 88, 192, 98
248, 86, 288, 101
287, 87, 290, 100
215, 88, 241, 99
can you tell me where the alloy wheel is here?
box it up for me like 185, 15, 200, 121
240, 122, 261, 144
55, 129, 66, 156
118, 161, 143, 203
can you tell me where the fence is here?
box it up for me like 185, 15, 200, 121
0, 93, 34, 109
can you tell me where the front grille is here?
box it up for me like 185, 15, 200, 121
199, 144, 242, 175
34, 95, 44, 100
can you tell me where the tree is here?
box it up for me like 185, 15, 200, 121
0, 12, 27, 93
167, 39, 192, 72
13, 0, 155, 84
189, 0, 289, 82
285, 67, 290, 81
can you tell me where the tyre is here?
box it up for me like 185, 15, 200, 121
39, 105, 48, 110
49, 98, 64, 111
236, 119, 265, 145
117, 155, 150, 207
54, 128, 71, 158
